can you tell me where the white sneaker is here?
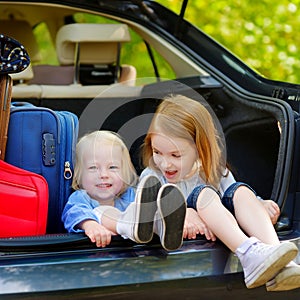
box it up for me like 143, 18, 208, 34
266, 261, 300, 291
236, 237, 298, 289
154, 184, 186, 251
117, 175, 161, 243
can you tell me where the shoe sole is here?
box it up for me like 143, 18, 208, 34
246, 242, 298, 289
266, 265, 300, 291
134, 175, 161, 243
157, 184, 186, 251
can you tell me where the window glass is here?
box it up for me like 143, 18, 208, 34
181, 0, 300, 84
154, 0, 183, 14
33, 22, 58, 65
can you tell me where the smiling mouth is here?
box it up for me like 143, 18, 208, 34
96, 183, 112, 188
165, 170, 177, 177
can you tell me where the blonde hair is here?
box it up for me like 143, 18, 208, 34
143, 94, 226, 188
72, 130, 138, 194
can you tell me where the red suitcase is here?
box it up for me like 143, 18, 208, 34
0, 160, 48, 237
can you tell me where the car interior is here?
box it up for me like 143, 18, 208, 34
0, 3, 290, 239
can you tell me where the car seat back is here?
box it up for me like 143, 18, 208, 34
56, 23, 136, 85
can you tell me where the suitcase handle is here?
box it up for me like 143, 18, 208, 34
11, 101, 35, 108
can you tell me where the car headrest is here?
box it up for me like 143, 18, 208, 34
0, 20, 41, 62
56, 23, 131, 65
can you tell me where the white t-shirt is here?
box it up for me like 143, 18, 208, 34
139, 167, 236, 199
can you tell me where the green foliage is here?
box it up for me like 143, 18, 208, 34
159, 0, 300, 83
34, 23, 58, 64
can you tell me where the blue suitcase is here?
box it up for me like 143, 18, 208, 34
5, 102, 78, 233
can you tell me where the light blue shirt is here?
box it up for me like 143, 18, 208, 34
62, 188, 135, 232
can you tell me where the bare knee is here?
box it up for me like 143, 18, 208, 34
197, 187, 220, 210
233, 185, 256, 203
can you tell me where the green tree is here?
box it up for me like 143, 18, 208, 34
158, 0, 300, 83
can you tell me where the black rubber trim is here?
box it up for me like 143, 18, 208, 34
0, 233, 89, 249
0, 233, 141, 252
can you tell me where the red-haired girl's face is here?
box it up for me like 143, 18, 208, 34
151, 133, 198, 183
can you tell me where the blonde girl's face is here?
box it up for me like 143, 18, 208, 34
80, 143, 124, 204
151, 133, 199, 183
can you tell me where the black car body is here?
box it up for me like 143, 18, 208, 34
0, 0, 300, 299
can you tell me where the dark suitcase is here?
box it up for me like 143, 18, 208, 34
5, 102, 78, 233
0, 160, 48, 237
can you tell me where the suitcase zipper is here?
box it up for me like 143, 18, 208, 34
64, 161, 73, 180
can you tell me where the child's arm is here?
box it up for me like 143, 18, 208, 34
79, 219, 114, 247
184, 208, 216, 241
62, 190, 102, 232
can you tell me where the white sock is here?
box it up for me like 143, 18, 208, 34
115, 202, 136, 241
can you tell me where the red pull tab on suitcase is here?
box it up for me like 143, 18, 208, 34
0, 160, 48, 237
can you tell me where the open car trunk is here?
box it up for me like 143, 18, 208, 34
1, 1, 300, 298
1, 76, 300, 299
2, 75, 299, 243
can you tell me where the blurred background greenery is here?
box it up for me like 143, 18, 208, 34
34, 0, 300, 84
158, 0, 300, 84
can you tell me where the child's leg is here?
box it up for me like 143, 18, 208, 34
96, 175, 161, 243
231, 186, 300, 291
188, 185, 298, 289
93, 205, 120, 234
189, 186, 248, 251
126, 174, 161, 243
154, 183, 186, 251
224, 184, 300, 290
232, 185, 280, 244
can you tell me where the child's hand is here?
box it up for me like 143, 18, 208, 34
80, 220, 114, 247
261, 200, 280, 225
183, 208, 216, 241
